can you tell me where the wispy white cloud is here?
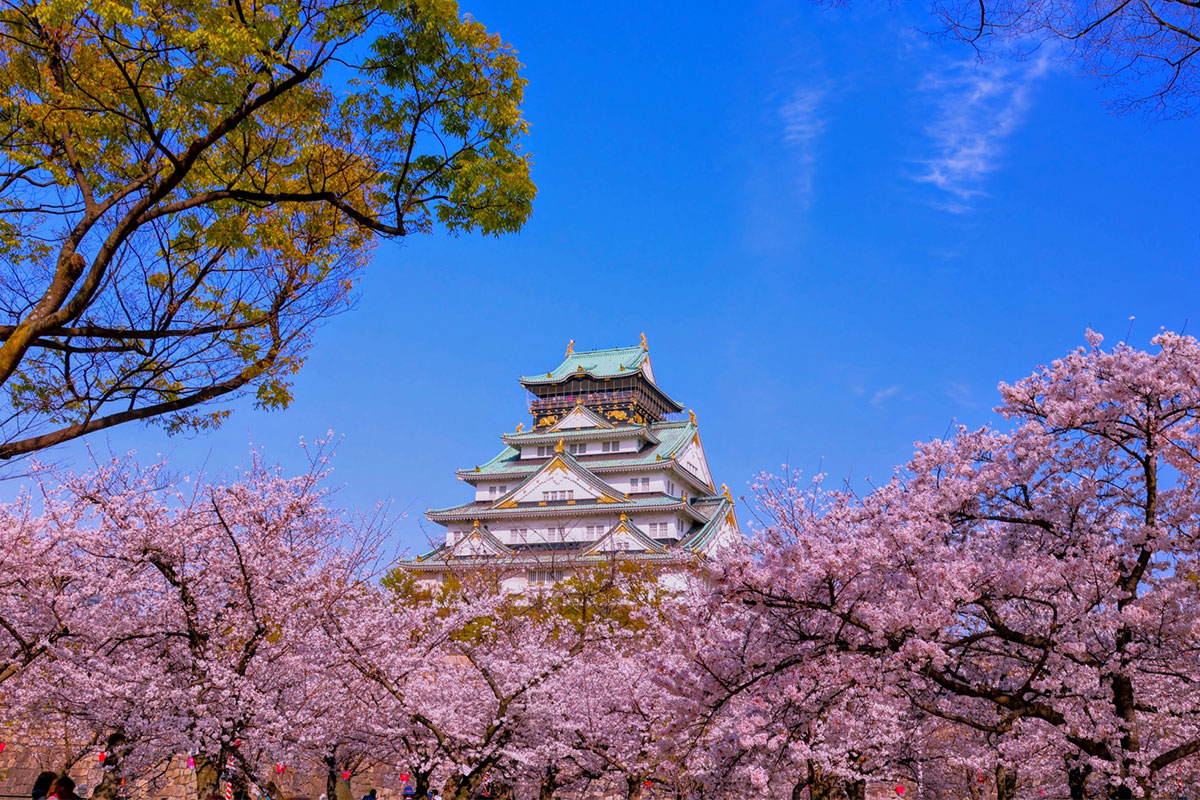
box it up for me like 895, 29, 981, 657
780, 86, 828, 203
914, 53, 1053, 211
945, 382, 981, 407
870, 385, 901, 405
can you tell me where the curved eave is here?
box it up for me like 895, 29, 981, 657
519, 373, 684, 413
500, 427, 660, 447
401, 550, 703, 571
678, 497, 740, 552
456, 457, 711, 492
427, 498, 707, 523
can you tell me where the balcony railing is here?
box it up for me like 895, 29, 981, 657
528, 390, 637, 414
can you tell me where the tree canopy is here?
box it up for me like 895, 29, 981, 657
0, 0, 535, 459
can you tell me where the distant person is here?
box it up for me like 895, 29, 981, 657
363, 789, 377, 800
46, 777, 78, 800
31, 772, 57, 800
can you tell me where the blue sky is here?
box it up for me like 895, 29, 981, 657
21, 0, 1200, 551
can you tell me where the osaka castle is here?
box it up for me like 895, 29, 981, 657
404, 337, 742, 591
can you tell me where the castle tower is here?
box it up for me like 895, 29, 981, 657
404, 338, 741, 591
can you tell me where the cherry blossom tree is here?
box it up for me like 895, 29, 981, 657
730, 330, 1200, 800
8, 441, 387, 799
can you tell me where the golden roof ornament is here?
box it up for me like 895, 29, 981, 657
555, 438, 564, 454
721, 483, 733, 501
688, 409, 697, 424
620, 512, 627, 522
639, 332, 648, 350
472, 519, 481, 528
516, 423, 524, 432
565, 339, 575, 356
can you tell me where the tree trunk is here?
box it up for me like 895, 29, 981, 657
91, 732, 128, 800
195, 755, 220, 800
809, 765, 844, 800
996, 765, 1017, 800
845, 779, 866, 800
325, 753, 339, 800
539, 764, 558, 800
1068, 765, 1091, 800
443, 774, 482, 800
626, 776, 644, 800
413, 769, 433, 799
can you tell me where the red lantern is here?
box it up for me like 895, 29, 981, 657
233, 739, 242, 748
896, 787, 905, 796
98, 751, 106, 764
275, 764, 286, 776
342, 770, 351, 782
979, 774, 986, 784
644, 780, 652, 787
1039, 791, 1046, 797
400, 774, 410, 783
0, 742, 6, 753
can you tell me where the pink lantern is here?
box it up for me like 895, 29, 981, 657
275, 764, 286, 776
188, 756, 195, 771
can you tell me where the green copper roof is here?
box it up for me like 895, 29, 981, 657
427, 493, 702, 520
501, 425, 660, 446
678, 497, 738, 552
520, 346, 649, 385
459, 421, 697, 478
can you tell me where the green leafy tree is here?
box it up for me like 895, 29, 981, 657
0, 0, 534, 458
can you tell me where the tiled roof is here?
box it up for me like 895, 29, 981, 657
427, 493, 702, 521
501, 425, 660, 447
520, 346, 649, 385
460, 421, 696, 478
404, 545, 699, 570
677, 497, 737, 552
583, 517, 667, 555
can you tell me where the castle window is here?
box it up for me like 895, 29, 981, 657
527, 569, 564, 585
